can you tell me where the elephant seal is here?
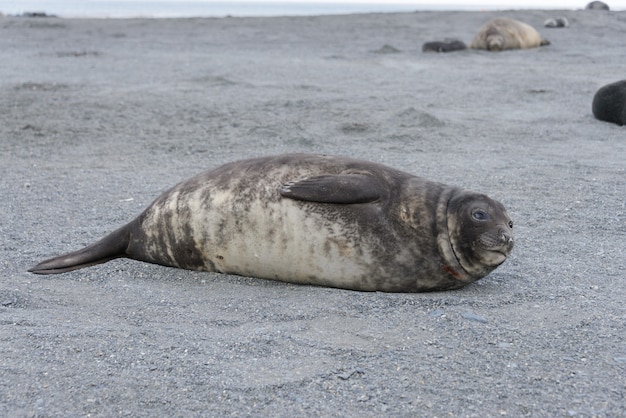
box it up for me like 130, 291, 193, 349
422, 40, 467, 53
470, 18, 550, 51
592, 80, 626, 126
29, 154, 514, 292
585, 1, 609, 10
544, 17, 569, 28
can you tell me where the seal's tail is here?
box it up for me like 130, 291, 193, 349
28, 225, 130, 274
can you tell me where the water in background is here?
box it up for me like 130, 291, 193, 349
0, 1, 597, 18
1, 2, 429, 18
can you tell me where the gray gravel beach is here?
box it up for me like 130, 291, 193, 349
1, 9, 625, 417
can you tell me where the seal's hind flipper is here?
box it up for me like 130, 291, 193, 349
280, 174, 383, 204
28, 225, 130, 274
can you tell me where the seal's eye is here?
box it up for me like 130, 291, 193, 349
508, 220, 513, 229
472, 209, 490, 221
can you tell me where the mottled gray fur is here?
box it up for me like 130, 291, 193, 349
470, 18, 550, 51
29, 154, 514, 292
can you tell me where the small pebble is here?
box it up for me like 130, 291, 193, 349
429, 309, 445, 317
461, 311, 487, 323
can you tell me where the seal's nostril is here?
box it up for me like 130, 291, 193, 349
499, 230, 514, 246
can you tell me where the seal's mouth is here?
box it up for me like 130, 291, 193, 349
479, 241, 513, 267
475, 230, 513, 267
485, 250, 508, 266
478, 229, 514, 252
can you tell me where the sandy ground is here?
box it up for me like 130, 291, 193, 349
1, 9, 624, 417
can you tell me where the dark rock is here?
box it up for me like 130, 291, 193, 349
422, 40, 466, 53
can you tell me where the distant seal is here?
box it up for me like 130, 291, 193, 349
544, 17, 569, 28
29, 154, 514, 292
470, 18, 550, 51
422, 40, 467, 53
585, 1, 609, 10
592, 80, 626, 126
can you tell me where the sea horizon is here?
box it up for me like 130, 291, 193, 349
1, 1, 619, 19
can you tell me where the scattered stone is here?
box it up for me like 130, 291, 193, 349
337, 368, 365, 380
429, 309, 445, 317
422, 40, 466, 53
340, 121, 369, 133
461, 311, 487, 323
373, 44, 401, 54
56, 51, 101, 58
0, 290, 28, 308
21, 11, 58, 18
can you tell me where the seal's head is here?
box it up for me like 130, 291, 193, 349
485, 28, 505, 51
447, 191, 514, 279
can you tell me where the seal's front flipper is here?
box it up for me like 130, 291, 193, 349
28, 225, 130, 274
280, 174, 383, 204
